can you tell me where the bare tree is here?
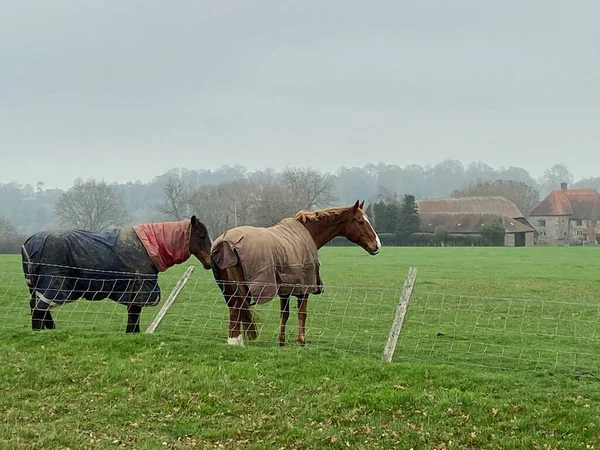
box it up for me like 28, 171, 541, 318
249, 170, 299, 226
55, 179, 129, 231
152, 174, 191, 220
189, 180, 253, 238
280, 166, 336, 210
190, 170, 301, 234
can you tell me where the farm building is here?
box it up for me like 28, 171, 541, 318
416, 197, 535, 246
527, 183, 600, 245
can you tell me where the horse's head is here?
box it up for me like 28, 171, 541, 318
189, 215, 212, 270
341, 200, 381, 255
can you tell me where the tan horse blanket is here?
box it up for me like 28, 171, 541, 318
211, 218, 321, 304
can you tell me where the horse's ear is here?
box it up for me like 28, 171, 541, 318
352, 200, 360, 211
359, 200, 365, 210
191, 215, 198, 226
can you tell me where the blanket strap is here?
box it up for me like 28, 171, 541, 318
21, 244, 33, 285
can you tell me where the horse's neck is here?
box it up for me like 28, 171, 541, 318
300, 216, 345, 249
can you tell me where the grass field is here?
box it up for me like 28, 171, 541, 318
1, 246, 600, 449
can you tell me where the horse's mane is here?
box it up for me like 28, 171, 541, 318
295, 206, 356, 223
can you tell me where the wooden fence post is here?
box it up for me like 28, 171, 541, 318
381, 267, 418, 363
146, 265, 195, 334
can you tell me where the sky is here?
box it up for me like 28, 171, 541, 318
1, 0, 599, 190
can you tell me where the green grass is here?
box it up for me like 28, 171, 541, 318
1, 247, 600, 449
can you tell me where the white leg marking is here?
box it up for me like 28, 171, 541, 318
227, 335, 245, 346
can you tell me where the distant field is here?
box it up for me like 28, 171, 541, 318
1, 247, 600, 448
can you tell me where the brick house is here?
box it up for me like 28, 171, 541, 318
528, 183, 600, 245
416, 197, 535, 246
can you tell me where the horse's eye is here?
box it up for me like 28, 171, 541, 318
358, 220, 364, 225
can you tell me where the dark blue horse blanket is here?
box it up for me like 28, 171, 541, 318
21, 227, 160, 308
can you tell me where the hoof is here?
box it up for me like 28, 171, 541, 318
227, 335, 244, 346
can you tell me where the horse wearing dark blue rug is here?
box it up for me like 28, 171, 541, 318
21, 216, 212, 333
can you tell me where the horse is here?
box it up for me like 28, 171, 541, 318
210, 200, 381, 346
21, 216, 212, 333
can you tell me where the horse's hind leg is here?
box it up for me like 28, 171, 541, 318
218, 273, 245, 345
30, 295, 55, 331
278, 296, 290, 346
214, 265, 258, 345
126, 304, 142, 333
297, 296, 308, 346
228, 297, 244, 345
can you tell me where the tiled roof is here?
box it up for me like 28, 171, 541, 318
529, 189, 600, 219
419, 212, 535, 234
417, 196, 524, 218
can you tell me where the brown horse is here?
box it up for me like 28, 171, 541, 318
210, 200, 381, 346
21, 216, 212, 333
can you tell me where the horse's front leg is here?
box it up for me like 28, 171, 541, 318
126, 304, 142, 333
227, 296, 244, 345
278, 296, 290, 346
297, 295, 308, 346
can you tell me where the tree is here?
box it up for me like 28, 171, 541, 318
395, 194, 420, 241
248, 170, 299, 226
0, 217, 22, 253
451, 179, 540, 216
372, 200, 400, 233
280, 166, 336, 210
372, 201, 387, 232
189, 179, 253, 238
429, 159, 466, 197
375, 185, 399, 203
152, 174, 191, 220
0, 217, 16, 239
573, 177, 600, 191
480, 219, 505, 246
55, 179, 129, 231
540, 163, 574, 196
336, 166, 377, 204
365, 203, 374, 220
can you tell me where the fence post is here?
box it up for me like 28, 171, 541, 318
381, 267, 418, 363
146, 265, 195, 333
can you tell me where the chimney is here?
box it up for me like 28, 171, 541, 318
560, 182, 568, 191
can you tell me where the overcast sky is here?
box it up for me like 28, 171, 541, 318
1, 1, 599, 190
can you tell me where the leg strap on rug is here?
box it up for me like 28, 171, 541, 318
35, 291, 59, 308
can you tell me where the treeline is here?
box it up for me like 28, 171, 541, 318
0, 160, 599, 253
